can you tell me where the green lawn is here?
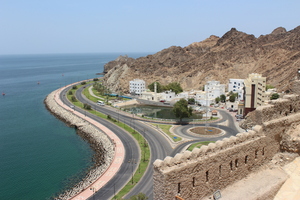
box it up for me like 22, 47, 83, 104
153, 124, 182, 142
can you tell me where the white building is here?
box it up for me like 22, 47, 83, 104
205, 81, 226, 101
129, 79, 146, 95
140, 91, 161, 101
160, 91, 176, 102
176, 92, 189, 99
228, 79, 245, 100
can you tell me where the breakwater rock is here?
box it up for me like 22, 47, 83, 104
45, 90, 115, 200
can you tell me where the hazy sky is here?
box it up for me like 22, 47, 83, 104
1, 0, 299, 55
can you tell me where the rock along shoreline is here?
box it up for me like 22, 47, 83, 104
44, 89, 115, 200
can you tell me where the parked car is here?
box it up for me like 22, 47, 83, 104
160, 100, 166, 102
236, 114, 244, 119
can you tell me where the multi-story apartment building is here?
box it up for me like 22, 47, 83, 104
204, 81, 226, 102
129, 79, 146, 95
228, 79, 245, 100
244, 73, 266, 115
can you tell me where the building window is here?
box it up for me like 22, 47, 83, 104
178, 183, 181, 194
245, 155, 248, 164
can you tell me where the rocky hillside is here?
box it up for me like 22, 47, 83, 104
103, 26, 300, 93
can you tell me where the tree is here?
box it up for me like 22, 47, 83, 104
188, 98, 195, 104
266, 84, 275, 91
270, 93, 279, 100
148, 82, 163, 93
148, 82, 183, 94
164, 82, 183, 94
215, 97, 220, 104
220, 94, 226, 102
229, 94, 236, 102
129, 193, 148, 200
172, 99, 193, 122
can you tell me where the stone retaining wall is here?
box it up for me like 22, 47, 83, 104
45, 90, 114, 199
153, 94, 300, 200
153, 127, 279, 199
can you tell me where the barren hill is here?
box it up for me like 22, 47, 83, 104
103, 26, 300, 93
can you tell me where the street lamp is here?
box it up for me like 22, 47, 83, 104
90, 187, 97, 200
129, 158, 136, 184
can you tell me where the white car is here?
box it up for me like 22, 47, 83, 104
97, 101, 105, 106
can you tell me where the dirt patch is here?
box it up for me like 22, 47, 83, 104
190, 126, 222, 135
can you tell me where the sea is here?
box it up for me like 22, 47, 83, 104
0, 53, 149, 200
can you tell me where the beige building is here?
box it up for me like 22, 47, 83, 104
244, 73, 266, 115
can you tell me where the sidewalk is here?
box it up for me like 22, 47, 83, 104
54, 86, 125, 200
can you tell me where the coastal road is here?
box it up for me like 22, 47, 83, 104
74, 86, 173, 199
60, 86, 140, 200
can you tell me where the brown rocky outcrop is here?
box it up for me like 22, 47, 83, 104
103, 26, 300, 93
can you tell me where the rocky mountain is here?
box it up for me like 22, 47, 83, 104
103, 26, 300, 94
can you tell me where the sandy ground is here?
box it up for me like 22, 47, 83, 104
202, 153, 298, 200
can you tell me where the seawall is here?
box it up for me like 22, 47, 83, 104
44, 89, 115, 199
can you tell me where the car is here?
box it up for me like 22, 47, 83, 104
160, 100, 166, 102
236, 114, 244, 119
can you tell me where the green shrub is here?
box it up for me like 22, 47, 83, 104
83, 103, 91, 110
107, 115, 117, 122
68, 91, 73, 95
81, 81, 86, 85
93, 78, 99, 81
72, 85, 77, 89
270, 93, 280, 100
71, 96, 77, 102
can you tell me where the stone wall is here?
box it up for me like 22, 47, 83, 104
154, 129, 279, 199
45, 90, 115, 199
153, 94, 300, 200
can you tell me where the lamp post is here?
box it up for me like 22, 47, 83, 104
90, 187, 97, 200
130, 158, 135, 184
113, 183, 116, 199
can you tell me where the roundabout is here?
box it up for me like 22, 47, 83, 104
188, 126, 225, 137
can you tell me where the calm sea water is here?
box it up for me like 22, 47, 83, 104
0, 53, 148, 200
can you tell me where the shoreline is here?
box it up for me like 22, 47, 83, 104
44, 89, 115, 200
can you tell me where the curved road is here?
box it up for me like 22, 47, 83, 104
60, 86, 140, 200
61, 84, 242, 199
74, 86, 173, 199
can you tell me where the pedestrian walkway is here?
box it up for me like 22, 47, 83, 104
54, 86, 125, 200
88, 86, 105, 100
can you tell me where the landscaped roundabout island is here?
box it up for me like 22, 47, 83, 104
189, 126, 222, 136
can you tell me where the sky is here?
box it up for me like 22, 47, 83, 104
1, 0, 300, 55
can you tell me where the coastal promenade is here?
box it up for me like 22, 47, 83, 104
53, 85, 125, 200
